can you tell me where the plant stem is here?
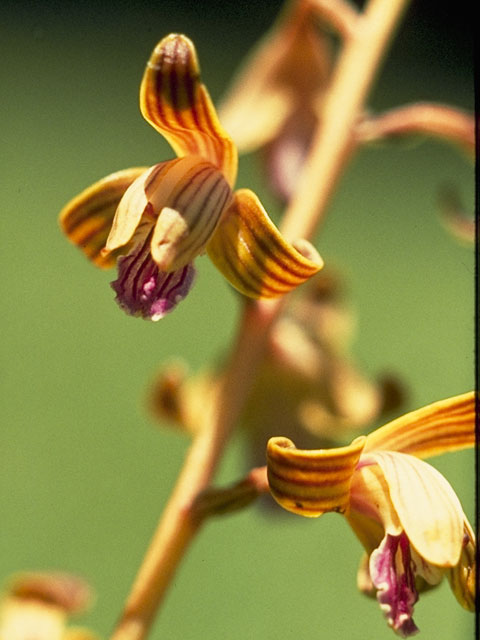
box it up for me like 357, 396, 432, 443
281, 0, 411, 241
110, 0, 410, 637
110, 299, 283, 640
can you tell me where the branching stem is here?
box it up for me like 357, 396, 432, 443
110, 0, 410, 637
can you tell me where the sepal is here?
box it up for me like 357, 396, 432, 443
207, 189, 323, 299
59, 168, 147, 268
140, 34, 237, 186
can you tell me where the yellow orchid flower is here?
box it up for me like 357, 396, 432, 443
0, 572, 100, 640
59, 34, 322, 321
266, 392, 476, 636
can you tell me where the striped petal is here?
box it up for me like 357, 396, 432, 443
140, 34, 237, 186
59, 168, 147, 268
363, 392, 475, 459
266, 435, 366, 517
150, 162, 232, 272
105, 157, 232, 271
104, 162, 179, 254
207, 189, 323, 298
368, 451, 464, 567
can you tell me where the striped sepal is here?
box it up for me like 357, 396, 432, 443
363, 391, 475, 460
59, 167, 147, 268
267, 435, 366, 517
140, 34, 238, 187
207, 189, 323, 299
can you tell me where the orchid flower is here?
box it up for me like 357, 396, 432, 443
266, 392, 476, 636
59, 34, 322, 321
0, 572, 99, 640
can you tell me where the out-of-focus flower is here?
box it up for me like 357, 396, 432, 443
150, 270, 403, 457
60, 34, 322, 321
267, 392, 476, 636
0, 572, 100, 640
219, 0, 332, 200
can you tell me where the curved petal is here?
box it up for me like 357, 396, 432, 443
140, 34, 237, 186
104, 162, 180, 254
207, 189, 323, 298
364, 392, 475, 459
349, 463, 402, 540
150, 162, 232, 272
59, 168, 147, 268
369, 451, 464, 567
266, 435, 366, 517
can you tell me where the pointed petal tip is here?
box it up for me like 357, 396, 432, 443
141, 34, 237, 185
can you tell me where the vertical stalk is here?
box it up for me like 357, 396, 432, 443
110, 0, 411, 637
111, 299, 282, 640
282, 0, 411, 240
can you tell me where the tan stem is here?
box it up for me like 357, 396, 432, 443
282, 0, 411, 241
110, 300, 283, 640
355, 102, 475, 156
110, 0, 411, 637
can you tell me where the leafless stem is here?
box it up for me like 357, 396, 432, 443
281, 0, 411, 241
110, 300, 283, 640
355, 102, 475, 156
192, 466, 270, 519
110, 1, 411, 637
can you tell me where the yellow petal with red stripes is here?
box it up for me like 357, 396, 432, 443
207, 189, 323, 298
266, 435, 366, 517
364, 392, 475, 460
150, 160, 232, 272
59, 167, 147, 268
140, 34, 237, 187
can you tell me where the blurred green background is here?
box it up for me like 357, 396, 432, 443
1, 1, 474, 639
